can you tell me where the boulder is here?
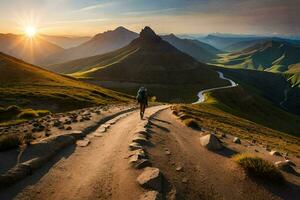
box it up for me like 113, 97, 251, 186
139, 191, 162, 200
129, 155, 152, 169
129, 142, 143, 151
76, 139, 90, 147
200, 134, 223, 150
130, 149, 147, 159
270, 150, 281, 156
275, 160, 295, 173
132, 135, 149, 145
233, 137, 241, 144
137, 167, 163, 191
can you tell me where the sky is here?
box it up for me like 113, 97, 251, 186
0, 0, 299, 37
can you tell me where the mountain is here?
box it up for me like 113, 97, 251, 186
199, 34, 267, 50
161, 34, 222, 62
40, 35, 91, 48
225, 37, 300, 52
0, 33, 64, 65
48, 26, 228, 102
214, 40, 300, 72
0, 52, 130, 112
44, 26, 139, 65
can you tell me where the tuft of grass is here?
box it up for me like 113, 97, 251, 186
17, 109, 39, 119
234, 153, 284, 183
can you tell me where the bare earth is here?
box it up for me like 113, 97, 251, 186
1, 106, 300, 200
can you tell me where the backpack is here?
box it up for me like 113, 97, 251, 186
137, 88, 146, 103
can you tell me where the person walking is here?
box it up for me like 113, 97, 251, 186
136, 87, 148, 119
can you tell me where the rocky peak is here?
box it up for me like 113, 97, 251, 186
139, 26, 161, 42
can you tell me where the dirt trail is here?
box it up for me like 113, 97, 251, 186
1, 106, 166, 200
1, 106, 299, 200
147, 109, 283, 200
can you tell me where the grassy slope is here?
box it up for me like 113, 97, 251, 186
214, 67, 300, 116
213, 41, 300, 73
0, 34, 64, 65
174, 86, 300, 156
0, 53, 131, 113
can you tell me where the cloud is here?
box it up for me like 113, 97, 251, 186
73, 1, 117, 12
48, 18, 109, 25
124, 7, 178, 16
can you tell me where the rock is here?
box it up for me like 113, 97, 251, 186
176, 166, 183, 172
137, 167, 163, 191
200, 134, 223, 150
96, 127, 106, 133
130, 149, 147, 159
221, 133, 226, 138
53, 120, 61, 127
66, 126, 72, 130
233, 137, 241, 144
132, 135, 148, 145
270, 150, 281, 156
76, 139, 90, 147
129, 142, 143, 151
93, 132, 104, 137
182, 177, 188, 183
165, 150, 171, 155
129, 155, 152, 169
275, 161, 295, 173
139, 191, 162, 200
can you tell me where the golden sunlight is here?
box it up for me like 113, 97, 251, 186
24, 26, 37, 38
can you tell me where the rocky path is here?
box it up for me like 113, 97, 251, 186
1, 105, 168, 200
1, 105, 300, 200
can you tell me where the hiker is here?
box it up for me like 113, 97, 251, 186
137, 87, 148, 119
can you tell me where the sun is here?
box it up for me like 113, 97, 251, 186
25, 26, 37, 38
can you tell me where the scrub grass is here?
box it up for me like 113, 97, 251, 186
234, 153, 284, 183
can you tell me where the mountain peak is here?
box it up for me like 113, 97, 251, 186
139, 26, 161, 42
115, 26, 128, 32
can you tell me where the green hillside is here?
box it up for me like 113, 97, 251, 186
174, 86, 300, 156
0, 52, 131, 113
213, 40, 300, 73
214, 67, 300, 116
48, 27, 229, 102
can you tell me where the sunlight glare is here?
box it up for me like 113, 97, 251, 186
25, 26, 37, 38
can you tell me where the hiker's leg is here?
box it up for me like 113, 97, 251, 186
140, 103, 143, 119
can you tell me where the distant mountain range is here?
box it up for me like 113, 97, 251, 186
0, 33, 63, 65
40, 35, 91, 48
214, 40, 300, 71
200, 34, 300, 51
47, 26, 228, 102
161, 34, 222, 62
0, 52, 129, 112
44, 26, 139, 65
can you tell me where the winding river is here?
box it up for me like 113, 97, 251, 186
193, 71, 238, 104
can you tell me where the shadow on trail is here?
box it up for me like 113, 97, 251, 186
215, 146, 238, 158
0, 145, 76, 200
151, 117, 171, 125
249, 176, 300, 200
148, 121, 170, 133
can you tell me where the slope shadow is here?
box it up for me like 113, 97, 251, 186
0, 144, 76, 200
250, 176, 300, 200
